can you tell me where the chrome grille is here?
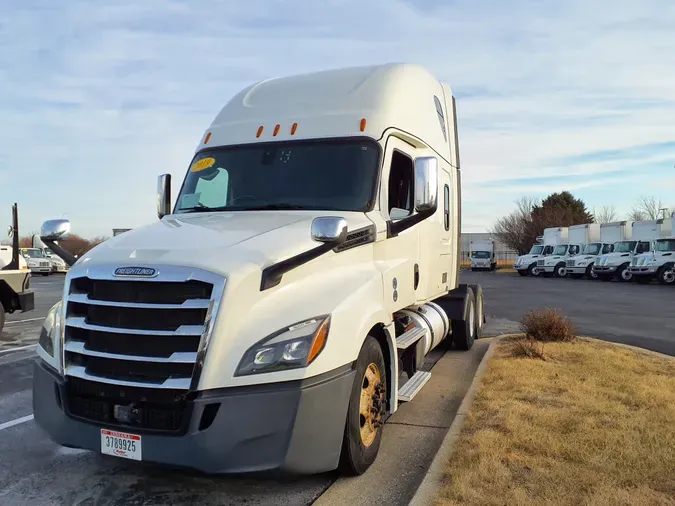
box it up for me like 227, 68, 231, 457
537, 259, 545, 266
566, 260, 575, 267
62, 266, 224, 391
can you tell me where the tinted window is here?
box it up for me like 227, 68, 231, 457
388, 151, 414, 218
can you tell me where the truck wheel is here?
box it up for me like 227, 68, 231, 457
617, 264, 632, 282
452, 288, 475, 351
0, 305, 5, 333
467, 284, 484, 338
554, 263, 566, 278
585, 264, 598, 280
527, 264, 537, 276
338, 336, 387, 476
657, 265, 675, 285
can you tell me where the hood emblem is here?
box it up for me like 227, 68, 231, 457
114, 267, 157, 277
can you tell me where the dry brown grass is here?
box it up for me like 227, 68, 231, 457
436, 337, 675, 506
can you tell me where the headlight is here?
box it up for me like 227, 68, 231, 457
235, 315, 331, 376
37, 301, 63, 372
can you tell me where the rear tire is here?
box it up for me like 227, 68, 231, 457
467, 284, 484, 338
338, 336, 387, 476
452, 288, 476, 351
0, 305, 5, 333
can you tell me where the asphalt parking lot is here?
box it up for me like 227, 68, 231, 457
462, 269, 675, 356
0, 275, 490, 506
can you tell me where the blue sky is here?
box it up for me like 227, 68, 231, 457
1, 0, 674, 237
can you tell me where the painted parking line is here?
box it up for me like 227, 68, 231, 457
0, 414, 34, 432
0, 344, 37, 356
5, 317, 45, 325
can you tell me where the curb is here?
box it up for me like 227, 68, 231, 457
408, 334, 504, 506
578, 336, 674, 361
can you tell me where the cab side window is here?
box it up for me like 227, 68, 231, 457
388, 151, 414, 219
637, 241, 650, 253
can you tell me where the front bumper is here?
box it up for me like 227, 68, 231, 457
565, 266, 588, 275
592, 265, 618, 274
628, 266, 658, 276
539, 265, 556, 273
30, 266, 51, 274
33, 359, 356, 475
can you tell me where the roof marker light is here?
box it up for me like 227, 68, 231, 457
204, 132, 212, 144
360, 118, 367, 132
273, 124, 280, 136
256, 126, 264, 138
291, 122, 298, 135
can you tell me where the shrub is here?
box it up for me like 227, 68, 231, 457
511, 334, 546, 360
520, 307, 576, 342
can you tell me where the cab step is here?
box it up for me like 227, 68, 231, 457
396, 327, 425, 350
398, 370, 432, 402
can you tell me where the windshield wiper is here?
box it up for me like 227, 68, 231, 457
179, 203, 226, 213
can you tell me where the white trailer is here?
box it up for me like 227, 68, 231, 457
565, 222, 624, 279
593, 219, 665, 281
629, 217, 675, 285
32, 63, 484, 476
514, 227, 568, 276
469, 240, 496, 271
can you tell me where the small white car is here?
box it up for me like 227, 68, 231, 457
21, 248, 52, 276
629, 237, 675, 285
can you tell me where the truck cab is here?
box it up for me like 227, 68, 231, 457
32, 64, 484, 477
21, 248, 52, 276
564, 242, 614, 279
514, 227, 568, 277
630, 236, 675, 285
537, 243, 584, 277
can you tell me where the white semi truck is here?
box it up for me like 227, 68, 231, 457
629, 216, 674, 285
538, 223, 599, 277
32, 234, 69, 273
32, 64, 485, 476
593, 219, 666, 281
564, 221, 623, 279
0, 204, 35, 332
513, 227, 567, 276
469, 240, 496, 271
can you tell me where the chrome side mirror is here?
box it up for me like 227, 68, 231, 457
414, 156, 438, 212
157, 174, 172, 219
311, 216, 348, 244
41, 219, 71, 241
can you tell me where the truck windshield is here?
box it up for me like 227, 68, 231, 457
174, 140, 380, 213
613, 241, 636, 253
529, 245, 544, 255
553, 245, 568, 255
22, 249, 44, 258
471, 251, 491, 259
583, 243, 602, 255
655, 239, 675, 252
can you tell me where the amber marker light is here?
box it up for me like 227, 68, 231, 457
256, 126, 264, 138
204, 132, 212, 144
273, 124, 281, 136
307, 317, 331, 364
360, 118, 367, 131
291, 122, 298, 135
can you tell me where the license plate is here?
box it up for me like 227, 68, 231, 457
101, 429, 142, 461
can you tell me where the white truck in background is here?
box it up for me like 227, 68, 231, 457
21, 247, 53, 276
0, 204, 34, 332
469, 240, 496, 271
538, 223, 599, 278
514, 227, 567, 276
564, 221, 624, 279
629, 216, 675, 285
593, 219, 668, 282
32, 63, 485, 477
32, 234, 68, 273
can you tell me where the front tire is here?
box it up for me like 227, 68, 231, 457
585, 264, 598, 280
657, 265, 675, 285
527, 263, 537, 276
554, 263, 566, 278
338, 336, 387, 476
617, 264, 632, 282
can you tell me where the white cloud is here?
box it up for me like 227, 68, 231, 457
1, 0, 674, 235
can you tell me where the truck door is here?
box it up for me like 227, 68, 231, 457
380, 137, 421, 312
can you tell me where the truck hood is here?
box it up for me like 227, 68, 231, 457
75, 211, 375, 277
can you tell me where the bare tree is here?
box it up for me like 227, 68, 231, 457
630, 196, 669, 220
592, 205, 618, 224
491, 196, 539, 254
